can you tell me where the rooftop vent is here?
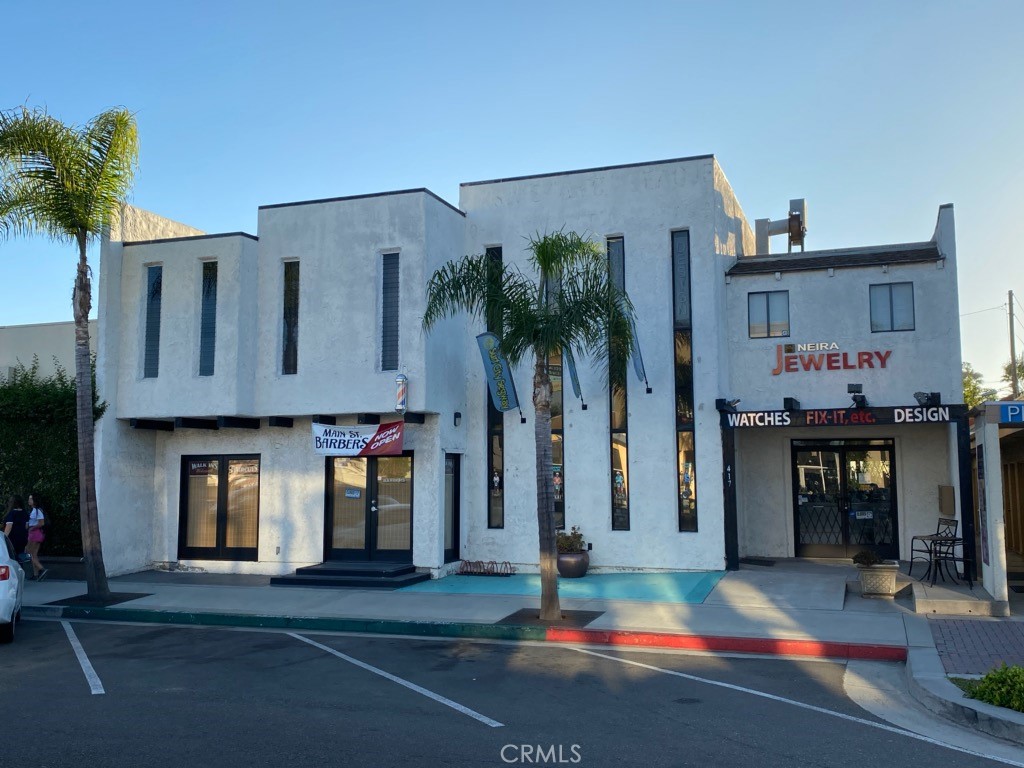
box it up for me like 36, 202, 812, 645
755, 199, 807, 255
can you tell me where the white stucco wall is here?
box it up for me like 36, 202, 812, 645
457, 156, 738, 571
0, 320, 96, 379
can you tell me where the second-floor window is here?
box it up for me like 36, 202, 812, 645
143, 265, 163, 378
748, 291, 790, 338
381, 253, 400, 371
282, 261, 299, 375
870, 282, 914, 332
199, 261, 218, 376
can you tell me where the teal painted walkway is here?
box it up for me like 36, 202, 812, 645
401, 571, 725, 603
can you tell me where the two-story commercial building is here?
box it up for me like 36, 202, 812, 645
93, 155, 974, 585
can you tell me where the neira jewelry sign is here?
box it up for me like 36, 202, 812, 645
312, 422, 404, 456
771, 342, 892, 376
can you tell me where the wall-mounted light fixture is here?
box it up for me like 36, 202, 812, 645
913, 391, 941, 407
453, 411, 462, 427
715, 398, 741, 413
851, 393, 868, 408
783, 397, 801, 411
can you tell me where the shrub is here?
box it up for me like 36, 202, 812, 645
556, 526, 586, 554
0, 358, 105, 557
852, 550, 882, 567
967, 664, 1024, 713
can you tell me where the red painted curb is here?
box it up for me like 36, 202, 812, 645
545, 628, 907, 661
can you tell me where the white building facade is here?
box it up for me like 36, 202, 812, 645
92, 157, 974, 581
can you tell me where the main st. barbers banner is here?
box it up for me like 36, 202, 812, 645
312, 422, 404, 456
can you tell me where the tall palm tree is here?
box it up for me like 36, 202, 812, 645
0, 106, 139, 602
424, 231, 636, 620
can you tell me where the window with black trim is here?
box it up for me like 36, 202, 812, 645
748, 290, 790, 338
672, 230, 697, 531
143, 265, 162, 378
608, 237, 629, 530
282, 261, 299, 374
485, 246, 505, 528
869, 282, 914, 332
199, 261, 217, 376
178, 455, 260, 561
381, 253, 400, 371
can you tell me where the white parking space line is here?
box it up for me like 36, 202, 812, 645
61, 621, 105, 695
572, 648, 1024, 768
288, 632, 503, 728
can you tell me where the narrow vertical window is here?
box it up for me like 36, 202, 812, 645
282, 261, 299, 375
199, 261, 218, 376
144, 265, 162, 378
485, 247, 505, 528
672, 231, 697, 531
381, 253, 400, 371
550, 350, 565, 530
608, 237, 629, 530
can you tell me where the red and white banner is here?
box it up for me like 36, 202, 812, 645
312, 421, 404, 456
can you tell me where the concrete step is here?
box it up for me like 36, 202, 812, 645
269, 570, 430, 590
293, 562, 417, 578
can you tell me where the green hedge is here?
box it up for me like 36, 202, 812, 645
956, 664, 1024, 714
0, 358, 105, 557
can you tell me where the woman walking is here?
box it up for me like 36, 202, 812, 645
26, 493, 47, 581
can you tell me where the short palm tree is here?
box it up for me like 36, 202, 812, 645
424, 231, 636, 620
0, 106, 139, 602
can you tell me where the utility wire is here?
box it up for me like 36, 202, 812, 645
960, 304, 1006, 318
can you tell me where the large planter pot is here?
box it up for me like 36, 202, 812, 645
557, 552, 590, 578
858, 562, 899, 597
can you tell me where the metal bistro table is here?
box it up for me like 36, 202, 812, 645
918, 535, 973, 589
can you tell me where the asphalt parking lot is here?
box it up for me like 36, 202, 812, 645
0, 618, 1015, 768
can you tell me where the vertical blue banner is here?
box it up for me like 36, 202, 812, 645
564, 348, 583, 402
629, 317, 647, 384
477, 332, 519, 412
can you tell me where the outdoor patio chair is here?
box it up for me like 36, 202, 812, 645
908, 516, 957, 579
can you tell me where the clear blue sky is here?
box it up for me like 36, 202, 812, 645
2, 0, 1021, 393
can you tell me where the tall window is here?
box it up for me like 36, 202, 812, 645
672, 231, 697, 531
144, 265, 163, 378
748, 291, 790, 338
199, 261, 218, 376
485, 247, 505, 528
178, 455, 260, 561
870, 282, 914, 332
550, 350, 565, 530
608, 237, 629, 530
282, 261, 300, 375
381, 253, 400, 370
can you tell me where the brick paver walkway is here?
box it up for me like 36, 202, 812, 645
930, 618, 1024, 674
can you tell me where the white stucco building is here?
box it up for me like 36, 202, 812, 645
91, 156, 976, 587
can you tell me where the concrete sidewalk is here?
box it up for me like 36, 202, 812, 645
18, 561, 1024, 745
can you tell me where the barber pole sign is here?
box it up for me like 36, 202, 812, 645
312, 422, 404, 456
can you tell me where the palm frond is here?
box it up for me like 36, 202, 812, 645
82, 108, 138, 234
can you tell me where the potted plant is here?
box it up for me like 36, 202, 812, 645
853, 550, 900, 597
556, 526, 589, 578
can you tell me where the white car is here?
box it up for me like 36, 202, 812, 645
0, 533, 25, 643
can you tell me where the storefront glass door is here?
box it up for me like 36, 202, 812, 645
793, 441, 897, 559
326, 454, 413, 561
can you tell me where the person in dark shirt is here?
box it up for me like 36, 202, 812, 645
4, 494, 30, 558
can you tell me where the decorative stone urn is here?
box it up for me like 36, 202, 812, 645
853, 550, 899, 597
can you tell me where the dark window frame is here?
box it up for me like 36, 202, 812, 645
178, 453, 260, 561
869, 282, 915, 333
671, 229, 698, 532
485, 246, 505, 529
282, 261, 300, 375
143, 264, 163, 378
747, 290, 790, 339
199, 261, 218, 376
607, 236, 630, 530
381, 252, 401, 371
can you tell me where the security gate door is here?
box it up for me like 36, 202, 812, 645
792, 441, 898, 559
326, 454, 413, 561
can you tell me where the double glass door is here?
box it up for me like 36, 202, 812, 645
327, 454, 413, 561
792, 441, 898, 559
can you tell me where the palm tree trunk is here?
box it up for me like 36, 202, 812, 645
74, 231, 111, 602
533, 353, 561, 621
